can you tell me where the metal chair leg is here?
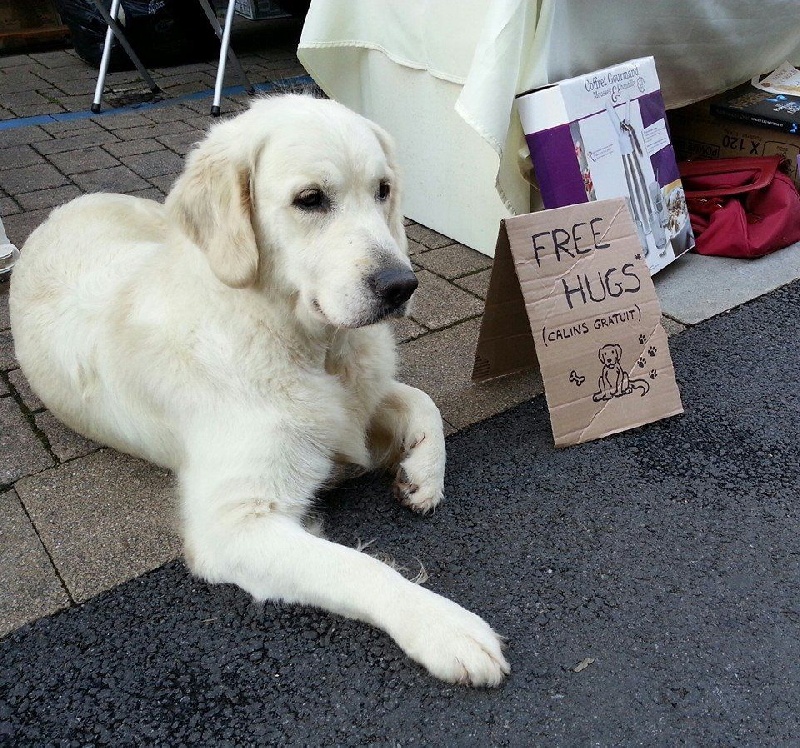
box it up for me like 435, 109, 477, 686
210, 0, 237, 116
88, 0, 161, 104
196, 0, 255, 98
91, 0, 122, 113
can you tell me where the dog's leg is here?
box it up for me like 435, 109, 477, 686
369, 381, 446, 514
179, 419, 506, 685
186, 507, 509, 686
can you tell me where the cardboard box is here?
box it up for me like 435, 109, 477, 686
668, 96, 800, 189
473, 198, 683, 447
518, 57, 694, 276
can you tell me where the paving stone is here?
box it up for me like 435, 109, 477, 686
0, 125, 52, 147
0, 396, 54, 485
47, 75, 107, 97
34, 411, 100, 462
31, 65, 96, 87
0, 196, 20, 217
16, 185, 82, 212
8, 368, 45, 412
71, 165, 150, 194
405, 223, 455, 250
453, 268, 491, 300
127, 187, 166, 202
10, 102, 70, 120
0, 489, 70, 638
28, 50, 81, 69
3, 88, 65, 111
51, 94, 99, 113
388, 316, 428, 343
156, 130, 203, 156
144, 105, 201, 124
0, 162, 68, 195
125, 149, 184, 179
0, 70, 48, 95
0, 375, 8, 396
147, 174, 178, 193
0, 54, 36, 70
46, 147, 120, 175
662, 315, 686, 337
103, 138, 165, 158
96, 111, 157, 131
41, 117, 99, 136
406, 239, 425, 257
398, 317, 543, 431
413, 243, 492, 280
0, 329, 16, 370
654, 246, 800, 325
111, 120, 193, 141
0, 145, 46, 171
15, 449, 182, 603
408, 270, 484, 331
42, 118, 110, 139
33, 130, 120, 156
0, 284, 9, 330
2, 208, 52, 246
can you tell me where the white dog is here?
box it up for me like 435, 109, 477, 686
10, 94, 508, 686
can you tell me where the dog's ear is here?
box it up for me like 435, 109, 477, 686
367, 122, 407, 252
612, 344, 622, 363
167, 130, 259, 289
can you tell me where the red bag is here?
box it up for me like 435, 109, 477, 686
678, 155, 800, 258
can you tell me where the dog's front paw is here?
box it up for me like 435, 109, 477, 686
393, 433, 445, 514
393, 592, 509, 686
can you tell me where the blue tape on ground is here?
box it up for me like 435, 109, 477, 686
0, 74, 314, 131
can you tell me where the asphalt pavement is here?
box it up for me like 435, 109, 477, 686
1, 280, 799, 746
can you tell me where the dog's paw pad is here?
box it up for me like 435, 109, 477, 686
393, 470, 440, 515
398, 598, 510, 687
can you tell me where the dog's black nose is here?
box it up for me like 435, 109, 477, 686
369, 267, 418, 309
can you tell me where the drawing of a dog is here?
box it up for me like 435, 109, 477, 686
593, 343, 650, 401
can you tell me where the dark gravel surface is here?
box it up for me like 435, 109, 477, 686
2, 281, 799, 746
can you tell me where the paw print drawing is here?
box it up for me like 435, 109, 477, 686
638, 334, 648, 345
637, 356, 647, 368
649, 369, 658, 379
647, 346, 657, 357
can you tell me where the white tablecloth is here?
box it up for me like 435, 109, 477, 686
298, 0, 800, 254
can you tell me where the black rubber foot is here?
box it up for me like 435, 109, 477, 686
91, 103, 101, 114
210, 105, 221, 117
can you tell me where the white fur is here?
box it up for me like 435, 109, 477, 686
9, 94, 509, 686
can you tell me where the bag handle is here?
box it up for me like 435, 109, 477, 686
679, 155, 784, 198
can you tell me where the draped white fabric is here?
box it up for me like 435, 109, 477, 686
298, 0, 800, 254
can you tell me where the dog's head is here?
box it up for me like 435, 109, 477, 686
598, 344, 623, 367
166, 94, 415, 329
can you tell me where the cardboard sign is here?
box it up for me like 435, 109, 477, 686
473, 198, 683, 447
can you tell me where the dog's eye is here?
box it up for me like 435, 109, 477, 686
377, 181, 391, 202
293, 189, 328, 211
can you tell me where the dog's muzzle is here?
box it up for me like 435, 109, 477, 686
368, 267, 418, 316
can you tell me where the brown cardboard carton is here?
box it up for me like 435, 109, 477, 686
668, 97, 800, 188
473, 197, 683, 447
